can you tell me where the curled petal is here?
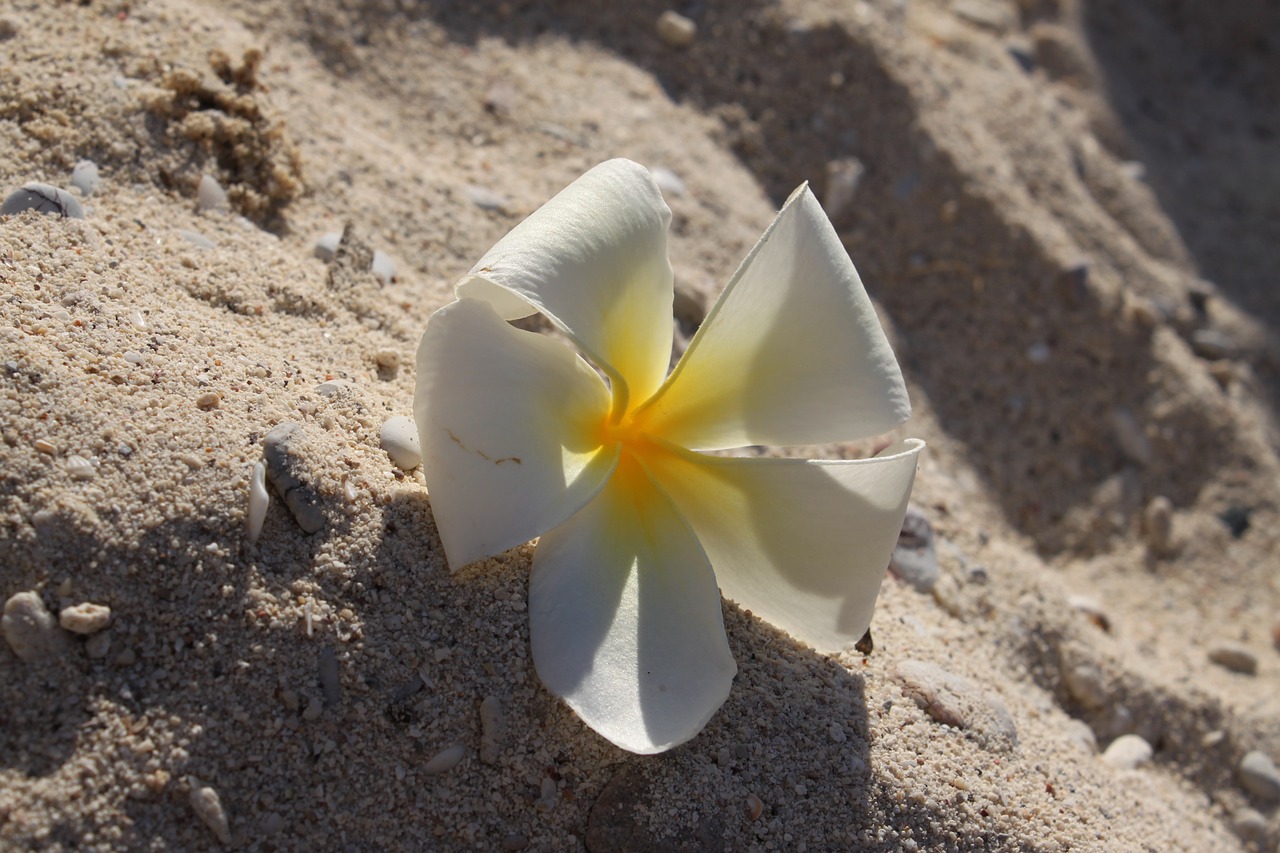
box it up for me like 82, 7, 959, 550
456, 159, 675, 410
638, 185, 911, 450
529, 456, 736, 754
640, 439, 925, 653
414, 298, 617, 568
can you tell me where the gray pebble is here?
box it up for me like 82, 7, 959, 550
1190, 328, 1234, 360
380, 416, 421, 470
501, 832, 530, 851
1238, 750, 1280, 802
1208, 642, 1258, 676
465, 185, 508, 212
314, 378, 359, 397
892, 659, 1018, 751
1102, 734, 1152, 770
2, 183, 85, 219
1111, 406, 1152, 467
318, 646, 341, 705
196, 174, 229, 213
3, 591, 65, 661
85, 630, 111, 659
70, 160, 101, 196
655, 10, 696, 48
1230, 807, 1268, 846
313, 231, 342, 261
262, 423, 326, 534
423, 743, 467, 776
889, 504, 939, 592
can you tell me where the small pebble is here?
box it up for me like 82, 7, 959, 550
1238, 751, 1280, 802
179, 229, 216, 249
892, 659, 1018, 751
66, 454, 95, 481
479, 695, 504, 765
1067, 594, 1111, 632
745, 793, 764, 821
1064, 719, 1097, 753
188, 778, 232, 845
247, 461, 268, 544
85, 630, 111, 659
380, 416, 422, 470
465, 185, 508, 212
263, 423, 326, 534
196, 391, 222, 410
1208, 642, 1258, 676
823, 158, 865, 218
196, 174, 229, 213
655, 10, 697, 48
1230, 807, 1268, 846
70, 160, 101, 196
1102, 734, 1153, 770
2, 183, 85, 219
313, 231, 342, 261
1111, 407, 1152, 467
888, 504, 939, 592
1061, 659, 1108, 709
423, 743, 467, 776
1189, 328, 1233, 360
650, 166, 687, 197
374, 349, 400, 371
3, 591, 63, 661
34, 438, 57, 455
371, 250, 395, 285
314, 378, 358, 397
302, 696, 323, 721
59, 602, 112, 634
1142, 495, 1175, 555
717, 746, 731, 766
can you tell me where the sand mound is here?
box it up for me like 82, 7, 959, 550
2, 0, 1277, 849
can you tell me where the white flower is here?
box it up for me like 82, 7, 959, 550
414, 159, 923, 753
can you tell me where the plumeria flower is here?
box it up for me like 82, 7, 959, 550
414, 159, 923, 754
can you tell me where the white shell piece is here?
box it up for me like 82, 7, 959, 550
247, 461, 268, 544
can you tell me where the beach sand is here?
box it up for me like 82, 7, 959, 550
2, 0, 1278, 849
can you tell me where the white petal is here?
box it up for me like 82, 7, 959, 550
414, 298, 617, 568
456, 159, 675, 410
529, 456, 736, 754
640, 439, 925, 653
637, 184, 910, 450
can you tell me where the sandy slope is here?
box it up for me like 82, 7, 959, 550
2, 0, 1278, 849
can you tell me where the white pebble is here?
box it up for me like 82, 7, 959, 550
656, 10, 696, 48
59, 602, 112, 634
313, 231, 342, 261
371, 250, 395, 285
465, 185, 508, 212
650, 166, 687, 197
1101, 734, 1152, 770
71, 160, 101, 196
188, 778, 232, 844
380, 416, 422, 470
196, 174, 229, 213
247, 461, 268, 544
1, 183, 85, 219
66, 454, 95, 481
423, 743, 466, 776
3, 591, 63, 661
